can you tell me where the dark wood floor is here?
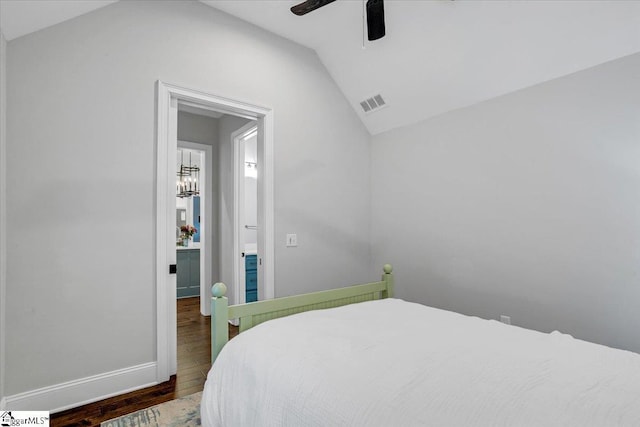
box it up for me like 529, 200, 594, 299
51, 297, 238, 427
175, 297, 214, 397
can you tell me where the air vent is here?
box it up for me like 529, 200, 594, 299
359, 94, 386, 114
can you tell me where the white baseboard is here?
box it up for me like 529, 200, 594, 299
4, 362, 158, 413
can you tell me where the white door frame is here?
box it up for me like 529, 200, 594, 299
155, 81, 275, 382
177, 141, 212, 316
232, 123, 258, 306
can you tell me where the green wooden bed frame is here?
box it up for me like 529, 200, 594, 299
210, 264, 394, 363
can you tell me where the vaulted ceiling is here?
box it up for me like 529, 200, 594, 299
2, 0, 639, 135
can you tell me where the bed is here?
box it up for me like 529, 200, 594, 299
201, 265, 640, 426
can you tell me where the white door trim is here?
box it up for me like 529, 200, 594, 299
155, 81, 275, 382
156, 82, 177, 382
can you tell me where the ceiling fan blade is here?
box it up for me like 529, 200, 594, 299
290, 0, 337, 16
366, 0, 385, 41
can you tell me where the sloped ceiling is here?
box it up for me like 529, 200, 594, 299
207, 0, 640, 135
2, 1, 639, 135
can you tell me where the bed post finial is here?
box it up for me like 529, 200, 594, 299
382, 264, 394, 299
212, 282, 227, 298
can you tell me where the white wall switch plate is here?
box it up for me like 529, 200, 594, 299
286, 233, 298, 247
500, 315, 511, 325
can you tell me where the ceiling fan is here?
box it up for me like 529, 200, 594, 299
290, 0, 386, 41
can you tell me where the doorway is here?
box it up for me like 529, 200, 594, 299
175, 143, 210, 309
156, 81, 275, 382
233, 124, 259, 306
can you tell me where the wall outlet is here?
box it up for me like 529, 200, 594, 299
500, 315, 511, 325
286, 233, 298, 247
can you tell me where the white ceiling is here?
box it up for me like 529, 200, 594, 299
2, 0, 640, 135
208, 0, 640, 134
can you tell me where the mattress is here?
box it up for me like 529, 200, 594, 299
201, 298, 640, 426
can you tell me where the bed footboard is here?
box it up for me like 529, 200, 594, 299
210, 264, 394, 363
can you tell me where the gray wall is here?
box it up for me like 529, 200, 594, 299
5, 0, 371, 396
372, 53, 640, 353
0, 30, 7, 407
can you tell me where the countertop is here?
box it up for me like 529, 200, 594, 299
245, 243, 257, 255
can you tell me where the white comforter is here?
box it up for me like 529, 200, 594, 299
201, 299, 640, 426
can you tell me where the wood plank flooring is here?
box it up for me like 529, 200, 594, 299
51, 297, 238, 426
176, 297, 213, 397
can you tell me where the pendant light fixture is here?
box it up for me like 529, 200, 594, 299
176, 150, 199, 198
